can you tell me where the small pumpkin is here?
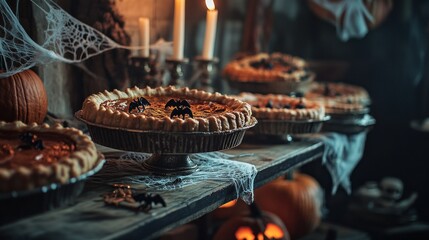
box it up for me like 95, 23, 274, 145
255, 173, 323, 239
0, 69, 48, 124
213, 205, 290, 240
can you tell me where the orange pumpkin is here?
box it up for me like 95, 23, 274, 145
255, 173, 323, 239
213, 211, 290, 240
0, 69, 48, 124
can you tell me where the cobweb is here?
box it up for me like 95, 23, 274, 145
89, 152, 258, 204
0, 0, 54, 77
0, 0, 172, 78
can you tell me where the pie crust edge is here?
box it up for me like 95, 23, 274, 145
236, 93, 326, 121
81, 86, 253, 132
0, 121, 99, 192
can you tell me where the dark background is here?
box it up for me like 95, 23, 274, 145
265, 0, 429, 224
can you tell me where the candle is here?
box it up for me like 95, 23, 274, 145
138, 18, 150, 57
202, 0, 218, 59
173, 0, 185, 59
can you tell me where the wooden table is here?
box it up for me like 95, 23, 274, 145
0, 140, 324, 240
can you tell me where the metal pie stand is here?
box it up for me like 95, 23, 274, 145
246, 116, 330, 143
76, 111, 257, 175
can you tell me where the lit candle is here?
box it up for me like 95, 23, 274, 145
173, 0, 185, 59
202, 0, 217, 59
138, 18, 150, 57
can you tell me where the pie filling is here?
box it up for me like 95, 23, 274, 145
246, 58, 309, 79
306, 83, 370, 102
101, 95, 231, 118
0, 132, 75, 169
235, 93, 325, 121
223, 53, 312, 82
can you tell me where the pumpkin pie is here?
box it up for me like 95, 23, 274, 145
236, 93, 325, 121
305, 82, 370, 105
0, 121, 99, 192
223, 53, 314, 83
80, 86, 253, 132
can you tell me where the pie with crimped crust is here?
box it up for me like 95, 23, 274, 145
236, 93, 325, 121
305, 82, 370, 105
223, 53, 314, 83
80, 86, 253, 132
305, 82, 370, 115
0, 121, 99, 192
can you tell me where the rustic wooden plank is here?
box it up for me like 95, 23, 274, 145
0, 140, 323, 240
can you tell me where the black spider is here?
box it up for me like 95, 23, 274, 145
129, 97, 150, 113
165, 99, 193, 119
133, 192, 166, 211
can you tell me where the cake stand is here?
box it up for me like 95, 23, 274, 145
76, 111, 257, 175
246, 116, 330, 143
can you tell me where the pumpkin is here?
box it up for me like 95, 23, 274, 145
307, 0, 393, 30
213, 207, 290, 240
0, 69, 48, 124
254, 173, 323, 239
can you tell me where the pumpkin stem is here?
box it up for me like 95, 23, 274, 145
284, 171, 294, 180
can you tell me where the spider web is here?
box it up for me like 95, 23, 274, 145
89, 152, 258, 204
0, 0, 171, 78
30, 0, 122, 63
0, 0, 54, 77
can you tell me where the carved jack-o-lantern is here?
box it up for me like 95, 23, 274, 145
235, 223, 286, 240
255, 173, 323, 239
213, 204, 290, 240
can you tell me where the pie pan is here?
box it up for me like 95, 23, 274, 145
76, 111, 257, 175
249, 116, 330, 136
0, 155, 105, 225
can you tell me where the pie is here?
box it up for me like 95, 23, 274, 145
80, 86, 253, 132
305, 82, 370, 105
305, 82, 370, 115
223, 53, 314, 83
0, 121, 99, 192
236, 93, 325, 121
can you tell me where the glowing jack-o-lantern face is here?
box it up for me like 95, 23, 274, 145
235, 223, 285, 240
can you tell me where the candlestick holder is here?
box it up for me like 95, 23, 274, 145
128, 56, 159, 88
166, 58, 188, 87
193, 57, 218, 92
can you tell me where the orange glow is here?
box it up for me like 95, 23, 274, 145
205, 0, 215, 11
235, 226, 259, 240
219, 199, 237, 208
265, 223, 285, 239
235, 223, 284, 240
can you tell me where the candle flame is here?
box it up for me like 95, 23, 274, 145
205, 0, 215, 10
